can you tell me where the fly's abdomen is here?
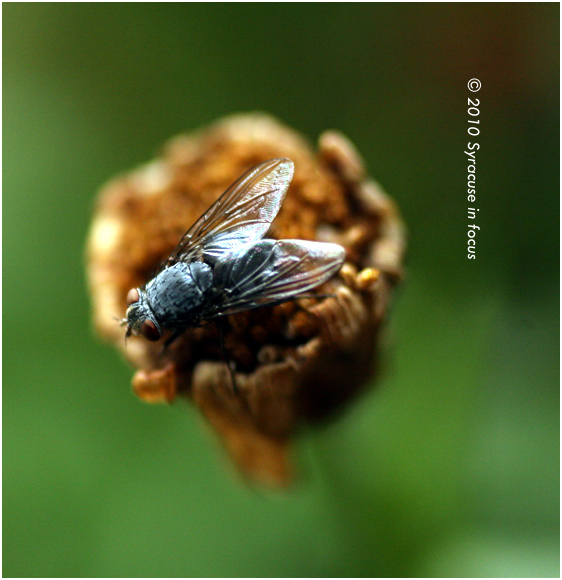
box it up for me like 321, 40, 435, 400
145, 262, 212, 327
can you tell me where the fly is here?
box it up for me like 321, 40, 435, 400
122, 158, 345, 355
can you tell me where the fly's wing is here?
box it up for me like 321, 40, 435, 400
160, 158, 294, 271
209, 239, 346, 317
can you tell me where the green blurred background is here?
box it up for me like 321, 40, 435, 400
4, 4, 559, 577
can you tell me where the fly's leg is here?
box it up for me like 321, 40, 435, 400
296, 293, 337, 300
216, 318, 238, 395
163, 328, 185, 348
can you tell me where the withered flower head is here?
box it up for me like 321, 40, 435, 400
86, 113, 406, 487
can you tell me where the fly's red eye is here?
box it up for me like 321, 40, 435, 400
140, 320, 160, 341
126, 288, 139, 306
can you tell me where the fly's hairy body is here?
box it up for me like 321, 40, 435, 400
122, 158, 345, 345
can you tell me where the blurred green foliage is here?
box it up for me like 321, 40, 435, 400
4, 4, 559, 577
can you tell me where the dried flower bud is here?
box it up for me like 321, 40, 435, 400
86, 113, 406, 487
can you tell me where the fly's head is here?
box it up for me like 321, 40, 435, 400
121, 288, 162, 342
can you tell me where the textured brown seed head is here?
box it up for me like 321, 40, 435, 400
86, 112, 406, 487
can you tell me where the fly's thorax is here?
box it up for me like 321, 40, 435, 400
144, 261, 214, 326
